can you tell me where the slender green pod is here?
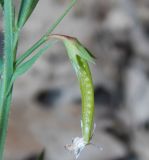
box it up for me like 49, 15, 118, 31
49, 35, 95, 144
62, 36, 95, 158
76, 56, 94, 144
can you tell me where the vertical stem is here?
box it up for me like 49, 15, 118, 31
0, 0, 14, 159
0, 92, 12, 159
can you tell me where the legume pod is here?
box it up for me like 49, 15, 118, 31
63, 38, 95, 144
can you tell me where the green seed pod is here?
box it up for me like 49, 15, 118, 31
77, 57, 94, 144
49, 35, 94, 159
63, 37, 95, 144
49, 34, 95, 145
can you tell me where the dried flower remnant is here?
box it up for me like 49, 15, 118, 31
65, 137, 86, 159
65, 123, 103, 159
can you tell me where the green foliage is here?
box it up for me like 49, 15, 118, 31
0, 1, 14, 158
3, 0, 14, 81
0, 0, 95, 159
15, 43, 54, 78
17, 0, 39, 29
0, 1, 78, 158
8, 41, 56, 93
16, 0, 77, 66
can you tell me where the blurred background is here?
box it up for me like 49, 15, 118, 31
1, 0, 149, 159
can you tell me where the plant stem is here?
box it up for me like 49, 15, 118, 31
0, 0, 14, 159
0, 92, 12, 159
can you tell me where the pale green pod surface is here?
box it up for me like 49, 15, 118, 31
77, 56, 94, 144
63, 39, 95, 144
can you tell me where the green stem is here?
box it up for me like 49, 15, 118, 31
0, 91, 12, 159
16, 37, 46, 66
0, 0, 14, 159
13, 30, 19, 60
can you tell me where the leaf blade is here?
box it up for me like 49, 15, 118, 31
16, 0, 77, 66
17, 0, 39, 29
3, 0, 14, 87
9, 41, 56, 92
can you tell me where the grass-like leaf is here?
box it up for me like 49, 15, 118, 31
2, 0, 14, 88
16, 38, 46, 66
16, 0, 77, 66
17, 0, 39, 29
7, 41, 56, 93
46, 0, 77, 34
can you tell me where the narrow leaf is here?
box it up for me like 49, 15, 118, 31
17, 0, 39, 29
16, 38, 46, 66
47, 0, 77, 34
3, 0, 14, 87
9, 41, 56, 92
16, 0, 77, 66
15, 42, 53, 78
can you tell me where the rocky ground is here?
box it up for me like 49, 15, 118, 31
1, 0, 149, 160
